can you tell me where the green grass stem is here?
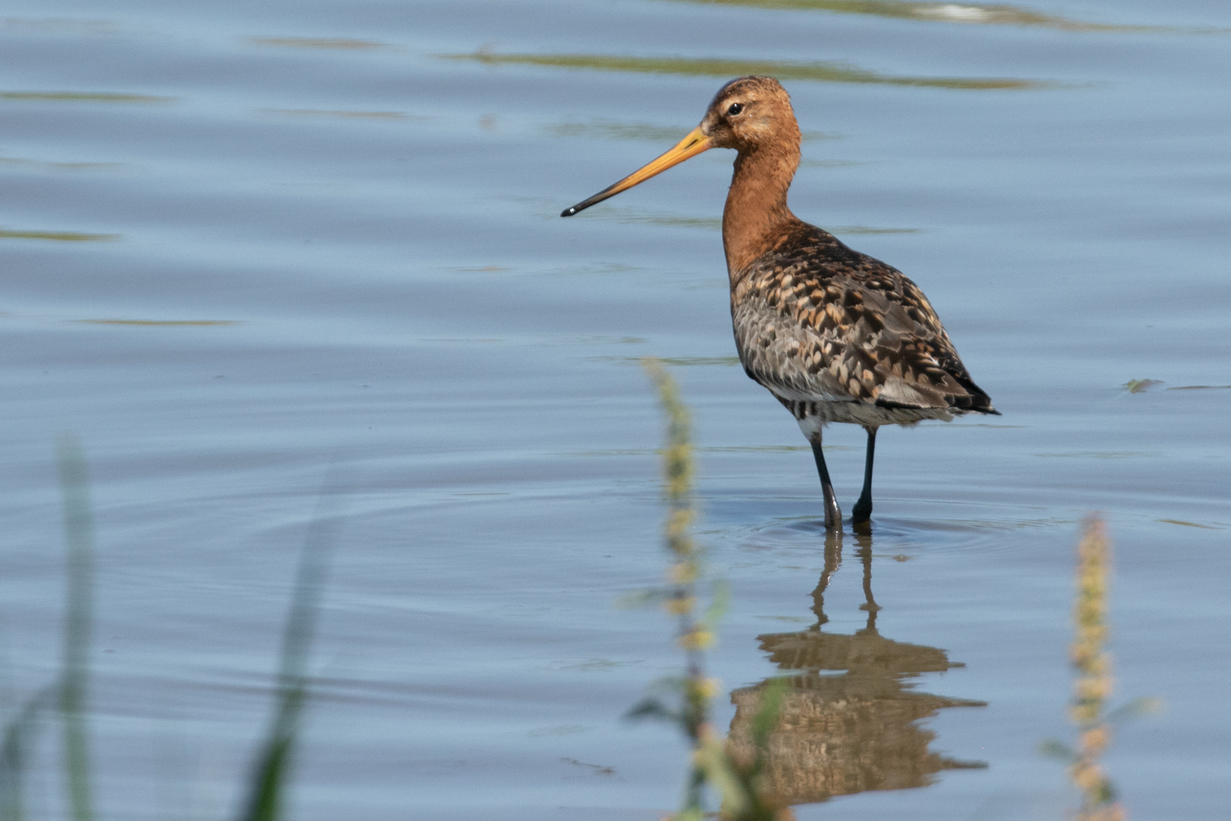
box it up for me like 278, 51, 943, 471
236, 475, 345, 821
1, 688, 54, 821
56, 436, 95, 821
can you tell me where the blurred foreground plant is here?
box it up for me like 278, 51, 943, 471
632, 360, 790, 821
56, 437, 95, 821
0, 439, 339, 821
1042, 516, 1160, 821
1069, 517, 1122, 821
236, 471, 343, 821
1, 437, 97, 821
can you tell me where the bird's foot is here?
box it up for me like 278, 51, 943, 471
852, 493, 872, 525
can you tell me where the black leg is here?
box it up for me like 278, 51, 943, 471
810, 440, 842, 530
852, 426, 877, 524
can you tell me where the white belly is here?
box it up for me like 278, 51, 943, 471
792, 399, 955, 440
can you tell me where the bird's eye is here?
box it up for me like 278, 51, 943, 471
727, 102, 743, 116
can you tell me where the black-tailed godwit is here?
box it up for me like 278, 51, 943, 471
563, 76, 997, 529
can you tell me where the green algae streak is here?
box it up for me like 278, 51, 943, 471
0, 91, 173, 104
656, 0, 1165, 32
0, 229, 119, 242
448, 51, 1049, 90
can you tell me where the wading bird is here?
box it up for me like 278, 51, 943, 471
562, 76, 997, 530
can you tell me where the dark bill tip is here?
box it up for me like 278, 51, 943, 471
560, 188, 613, 218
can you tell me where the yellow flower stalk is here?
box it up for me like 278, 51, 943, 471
1069, 517, 1125, 821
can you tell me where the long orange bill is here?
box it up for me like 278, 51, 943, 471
561, 126, 713, 217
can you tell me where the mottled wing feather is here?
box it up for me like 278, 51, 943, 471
731, 222, 995, 417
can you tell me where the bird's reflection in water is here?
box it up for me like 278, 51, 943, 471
727, 529, 987, 807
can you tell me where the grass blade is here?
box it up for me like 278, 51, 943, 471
1, 688, 54, 821
56, 436, 95, 821
236, 473, 345, 821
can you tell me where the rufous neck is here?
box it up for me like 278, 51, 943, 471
722, 141, 800, 280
